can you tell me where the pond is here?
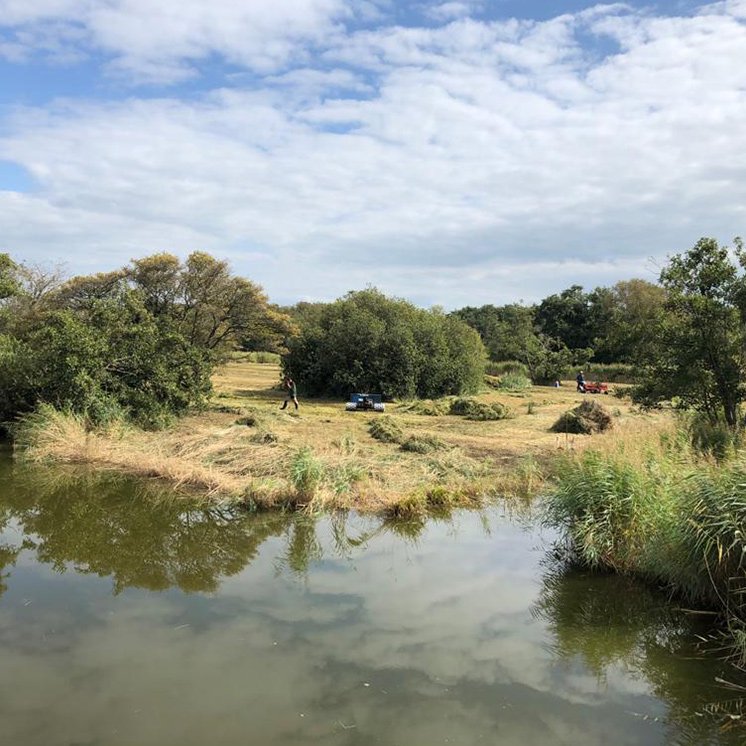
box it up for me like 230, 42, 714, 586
0, 452, 744, 745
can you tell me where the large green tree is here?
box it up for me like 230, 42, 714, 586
284, 289, 486, 399
633, 237, 746, 428
0, 250, 288, 430
592, 279, 666, 364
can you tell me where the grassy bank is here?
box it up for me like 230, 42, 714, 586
544, 424, 746, 661
16, 359, 659, 514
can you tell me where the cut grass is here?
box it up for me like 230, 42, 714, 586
17, 361, 668, 514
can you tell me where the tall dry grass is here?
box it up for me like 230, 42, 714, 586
16, 405, 503, 515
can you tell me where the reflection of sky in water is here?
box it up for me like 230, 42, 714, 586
0, 482, 742, 745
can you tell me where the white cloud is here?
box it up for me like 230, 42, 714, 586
0, 0, 353, 80
0, 1, 745, 305
423, 1, 484, 22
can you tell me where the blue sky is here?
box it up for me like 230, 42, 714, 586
0, 0, 744, 307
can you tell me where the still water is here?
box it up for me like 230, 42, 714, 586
0, 453, 744, 746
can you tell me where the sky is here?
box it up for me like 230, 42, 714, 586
0, 0, 744, 308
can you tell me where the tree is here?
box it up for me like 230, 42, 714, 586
284, 289, 486, 399
593, 279, 666, 364
535, 285, 595, 351
633, 237, 746, 429
0, 253, 20, 301
450, 303, 537, 362
0, 250, 290, 429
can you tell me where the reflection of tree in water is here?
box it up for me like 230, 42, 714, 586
0, 540, 21, 597
1, 466, 435, 596
3, 468, 295, 594
0, 492, 23, 598
533, 562, 746, 744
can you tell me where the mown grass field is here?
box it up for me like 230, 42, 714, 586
23, 358, 670, 513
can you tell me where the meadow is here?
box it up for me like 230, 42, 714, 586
19, 356, 665, 514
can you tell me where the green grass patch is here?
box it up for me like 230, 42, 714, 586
544, 435, 746, 665
497, 373, 532, 391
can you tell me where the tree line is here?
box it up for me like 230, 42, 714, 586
1, 236, 744, 433
0, 252, 293, 429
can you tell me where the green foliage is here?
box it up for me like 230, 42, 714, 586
685, 412, 741, 461
284, 288, 486, 399
451, 304, 536, 362
368, 416, 404, 443
592, 280, 666, 364
535, 285, 598, 351
0, 253, 20, 301
632, 237, 746, 429
544, 440, 746, 661
229, 351, 282, 364
523, 335, 592, 385
485, 360, 530, 377
290, 447, 325, 499
497, 373, 532, 391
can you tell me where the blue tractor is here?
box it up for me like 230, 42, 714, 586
345, 393, 385, 412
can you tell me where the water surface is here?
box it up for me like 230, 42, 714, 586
0, 454, 743, 745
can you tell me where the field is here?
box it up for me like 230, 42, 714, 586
22, 359, 668, 514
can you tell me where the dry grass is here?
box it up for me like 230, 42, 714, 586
20, 360, 672, 513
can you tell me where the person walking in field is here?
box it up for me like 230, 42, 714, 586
576, 370, 586, 393
280, 377, 298, 410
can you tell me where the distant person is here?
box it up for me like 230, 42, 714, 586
280, 377, 298, 410
576, 370, 586, 393
554, 380, 561, 388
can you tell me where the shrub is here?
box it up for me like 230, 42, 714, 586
686, 412, 740, 461
551, 400, 613, 434
485, 360, 530, 378
498, 373, 532, 391
283, 288, 486, 399
368, 416, 404, 443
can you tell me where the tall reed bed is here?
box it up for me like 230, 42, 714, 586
544, 425, 746, 661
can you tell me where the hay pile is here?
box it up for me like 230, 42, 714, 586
551, 400, 613, 434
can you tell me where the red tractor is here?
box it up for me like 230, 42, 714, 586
583, 381, 609, 394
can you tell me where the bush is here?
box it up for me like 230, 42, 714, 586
283, 289, 486, 399
498, 373, 532, 391
485, 360, 530, 378
551, 400, 613, 434
368, 416, 404, 443
560, 362, 637, 384
686, 412, 740, 461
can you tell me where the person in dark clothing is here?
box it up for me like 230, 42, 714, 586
280, 377, 298, 410
576, 370, 586, 393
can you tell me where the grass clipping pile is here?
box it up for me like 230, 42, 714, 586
551, 400, 613, 435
